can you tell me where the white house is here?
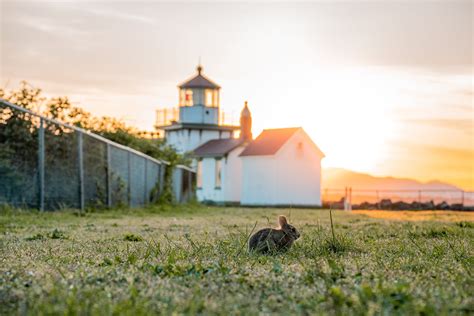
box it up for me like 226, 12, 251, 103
158, 65, 239, 154
240, 127, 325, 207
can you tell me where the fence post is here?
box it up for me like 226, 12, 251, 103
348, 187, 352, 211
344, 187, 347, 211
159, 163, 165, 194
144, 159, 148, 205
38, 118, 45, 211
188, 169, 192, 201
106, 144, 112, 207
77, 131, 84, 212
128, 152, 131, 207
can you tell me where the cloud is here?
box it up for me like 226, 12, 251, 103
319, 1, 473, 73
73, 5, 156, 25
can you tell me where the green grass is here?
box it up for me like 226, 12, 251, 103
0, 205, 473, 315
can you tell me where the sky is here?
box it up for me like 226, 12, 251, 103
1, 0, 473, 190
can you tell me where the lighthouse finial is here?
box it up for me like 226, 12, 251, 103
197, 57, 202, 74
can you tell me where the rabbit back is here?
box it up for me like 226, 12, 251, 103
248, 228, 288, 253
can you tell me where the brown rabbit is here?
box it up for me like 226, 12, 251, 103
248, 215, 300, 254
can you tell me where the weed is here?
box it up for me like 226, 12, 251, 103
49, 228, 67, 239
456, 221, 474, 228
322, 209, 354, 254
409, 227, 452, 239
99, 258, 113, 266
124, 233, 143, 242
25, 233, 44, 241
321, 234, 354, 254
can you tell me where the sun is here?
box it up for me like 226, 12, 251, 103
299, 67, 402, 174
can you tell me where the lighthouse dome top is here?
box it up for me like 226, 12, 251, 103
178, 65, 221, 89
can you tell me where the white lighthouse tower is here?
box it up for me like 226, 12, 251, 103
159, 65, 240, 153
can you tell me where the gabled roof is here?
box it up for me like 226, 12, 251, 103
239, 127, 300, 157
178, 66, 220, 89
194, 138, 245, 157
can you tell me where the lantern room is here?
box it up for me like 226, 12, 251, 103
177, 65, 220, 125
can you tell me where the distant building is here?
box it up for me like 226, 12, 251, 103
157, 65, 324, 206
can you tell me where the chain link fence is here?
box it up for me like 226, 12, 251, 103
0, 99, 195, 210
322, 188, 474, 210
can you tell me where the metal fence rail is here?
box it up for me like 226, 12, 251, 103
323, 188, 474, 209
0, 99, 195, 211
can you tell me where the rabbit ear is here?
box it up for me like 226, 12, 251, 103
278, 215, 288, 227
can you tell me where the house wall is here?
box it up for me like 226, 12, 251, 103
196, 146, 244, 204
223, 146, 245, 203
241, 129, 323, 206
166, 129, 232, 153
196, 157, 224, 202
241, 156, 278, 204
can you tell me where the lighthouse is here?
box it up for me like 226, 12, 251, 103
158, 65, 240, 153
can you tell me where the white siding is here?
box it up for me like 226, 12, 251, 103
241, 156, 278, 204
196, 157, 224, 202
223, 146, 245, 203
196, 145, 245, 204
166, 129, 223, 153
241, 129, 323, 206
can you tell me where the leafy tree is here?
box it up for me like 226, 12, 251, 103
0, 82, 43, 207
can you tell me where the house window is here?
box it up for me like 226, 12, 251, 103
179, 90, 185, 106
296, 141, 304, 158
215, 159, 222, 188
205, 89, 214, 107
213, 90, 219, 107
184, 90, 193, 106
205, 89, 219, 107
197, 160, 203, 189
180, 89, 193, 106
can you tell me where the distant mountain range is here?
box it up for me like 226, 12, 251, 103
322, 168, 461, 191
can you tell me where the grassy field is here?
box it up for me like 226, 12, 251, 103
0, 206, 473, 315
